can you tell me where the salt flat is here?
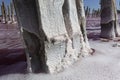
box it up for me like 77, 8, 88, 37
0, 40, 120, 80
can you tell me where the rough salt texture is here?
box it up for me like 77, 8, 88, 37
62, 0, 81, 58
37, 0, 68, 73
36, 0, 91, 73
76, 0, 91, 56
13, 0, 90, 73
37, 0, 67, 39
0, 40, 120, 80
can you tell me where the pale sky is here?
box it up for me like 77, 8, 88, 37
84, 0, 120, 10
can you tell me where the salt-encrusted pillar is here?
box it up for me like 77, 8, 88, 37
13, 0, 49, 73
76, 0, 91, 56
13, 0, 91, 73
1, 1, 7, 24
100, 0, 120, 39
7, 5, 12, 24
10, 1, 16, 24
36, 0, 91, 73
62, 0, 82, 59
13, 0, 68, 73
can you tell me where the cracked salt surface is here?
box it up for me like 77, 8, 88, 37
0, 40, 120, 80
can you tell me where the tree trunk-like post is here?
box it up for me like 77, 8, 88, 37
100, 0, 120, 39
10, 1, 16, 24
113, 0, 120, 37
1, 1, 7, 24
76, 0, 91, 56
13, 0, 91, 73
92, 9, 95, 17
7, 5, 12, 24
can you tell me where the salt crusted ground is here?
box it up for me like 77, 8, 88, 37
0, 39, 120, 80
0, 23, 27, 76
0, 18, 120, 80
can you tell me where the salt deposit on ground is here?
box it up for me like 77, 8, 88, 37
0, 40, 120, 80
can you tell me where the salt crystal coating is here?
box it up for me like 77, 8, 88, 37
13, 0, 91, 73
